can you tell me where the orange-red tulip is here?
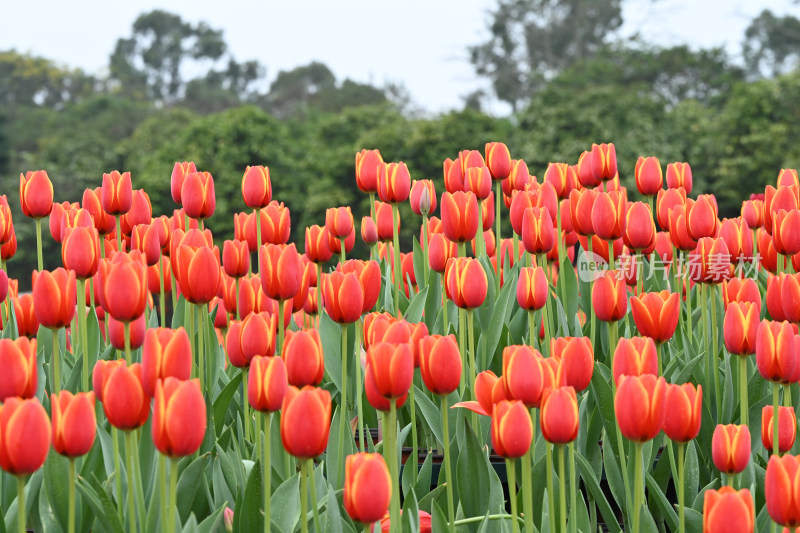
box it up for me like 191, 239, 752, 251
592, 270, 627, 322
282, 329, 324, 387
101, 170, 132, 216
768, 274, 789, 321
181, 171, 215, 220
305, 224, 333, 264
540, 386, 579, 443
361, 216, 378, 246
0, 338, 36, 401
326, 206, 355, 240
687, 237, 730, 284
445, 257, 488, 309
418, 334, 461, 395
521, 206, 555, 254
142, 327, 192, 397
464, 166, 492, 200
174, 231, 221, 304
0, 398, 51, 474
410, 179, 436, 216
783, 273, 800, 323
703, 487, 754, 533
152, 378, 206, 457
485, 142, 512, 180
441, 191, 479, 243
260, 243, 301, 301
712, 424, 751, 474
107, 313, 146, 350
491, 400, 533, 458
719, 217, 753, 263
766, 454, 800, 527
366, 342, 414, 401
757, 320, 798, 383
765, 185, 799, 234
686, 194, 719, 241
370, 201, 395, 242
544, 162, 576, 199
248, 355, 288, 412
344, 453, 392, 525
568, 188, 597, 236
630, 291, 680, 344
656, 187, 687, 232
589, 143, 617, 181
592, 191, 626, 241
612, 337, 658, 385
33, 268, 76, 329
741, 199, 764, 229
663, 383, 702, 443
19, 170, 54, 219
280, 385, 331, 458
356, 149, 384, 193
724, 302, 760, 356
774, 209, 800, 256
99, 252, 147, 321
171, 162, 197, 205
516, 266, 548, 311
11, 294, 39, 338
428, 233, 457, 274
120, 189, 152, 235
665, 162, 692, 194
550, 337, 594, 392
338, 260, 381, 314
635, 156, 663, 196
241, 165, 272, 209
222, 239, 250, 278
51, 391, 96, 457
97, 362, 150, 430
614, 374, 666, 442
502, 345, 544, 408
49, 201, 77, 243
762, 406, 796, 453
377, 162, 411, 204
259, 201, 291, 245
623, 202, 655, 252
322, 271, 363, 324
723, 277, 761, 311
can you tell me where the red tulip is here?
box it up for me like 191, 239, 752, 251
663, 383, 702, 443
11, 294, 39, 338
97, 362, 150, 430
142, 327, 192, 397
120, 189, 152, 235
712, 424, 751, 474
152, 378, 206, 457
502, 345, 544, 408
99, 252, 147, 321
305, 225, 333, 264
443, 157, 465, 193
614, 374, 666, 442
282, 329, 324, 387
19, 170, 54, 219
612, 337, 658, 385
550, 337, 593, 392
377, 162, 411, 204
181, 171, 215, 220
719, 217, 753, 262
544, 162, 576, 199
765, 185, 799, 234
516, 266, 548, 311
51, 391, 96, 457
366, 342, 414, 401
326, 206, 355, 240
338, 260, 381, 314
0, 338, 37, 401
491, 400, 533, 458
630, 291, 680, 344
589, 143, 617, 181
260, 243, 301, 301
175, 231, 221, 304
665, 162, 692, 194
107, 313, 146, 350
521, 206, 555, 255
591, 270, 627, 322
773, 209, 800, 256
0, 398, 51, 474
766, 454, 800, 527
485, 142, 511, 180
356, 149, 384, 193
703, 487, 754, 533
418, 334, 461, 395
762, 406, 796, 453
410, 179, 436, 216
259, 201, 292, 245
724, 302, 760, 356
635, 156, 663, 196
540, 386, 579, 443
33, 268, 76, 329
344, 453, 392, 525
248, 355, 288, 412
445, 257, 488, 309
322, 271, 363, 324
623, 202, 656, 252
222, 239, 250, 278
592, 191, 626, 241
101, 170, 132, 216
241, 165, 272, 209
171, 162, 197, 204
687, 237, 730, 284
569, 188, 597, 236
428, 233, 457, 274
722, 277, 761, 311
741, 199, 764, 229
280, 386, 331, 458
441, 191, 479, 243
656, 187, 687, 232
686, 194, 719, 241
756, 320, 798, 383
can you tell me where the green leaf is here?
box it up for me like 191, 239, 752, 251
44, 450, 70, 530
423, 272, 442, 332
412, 236, 426, 290
37, 482, 63, 533
233, 459, 263, 533
401, 488, 420, 533
176, 454, 210, 522
196, 505, 226, 533
213, 371, 242, 436
404, 286, 428, 324
644, 472, 678, 532
320, 313, 343, 393
271, 473, 300, 533
455, 423, 490, 519
483, 266, 517, 360
683, 440, 700, 506
558, 253, 579, 321
475, 255, 497, 332
639, 503, 659, 533
574, 452, 622, 533
673, 351, 705, 385
412, 386, 444, 449
413, 452, 433, 501
74, 473, 125, 533
589, 365, 620, 462
431, 501, 449, 533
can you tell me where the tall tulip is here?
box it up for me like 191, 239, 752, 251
762, 406, 796, 453
712, 424, 751, 475
20, 170, 54, 271
765, 455, 800, 527
703, 487, 754, 533
630, 291, 680, 344
344, 453, 392, 527
0, 338, 37, 401
241, 165, 272, 209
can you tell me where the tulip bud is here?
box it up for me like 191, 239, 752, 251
241, 165, 272, 209
666, 162, 692, 194
97, 362, 150, 431
445, 257, 488, 309
282, 329, 324, 387
0, 338, 37, 401
33, 268, 76, 330
630, 291, 680, 344
712, 424, 750, 474
724, 302, 760, 356
51, 391, 96, 457
704, 487, 754, 533
418, 334, 461, 396
410, 180, 436, 216
756, 320, 798, 384
762, 405, 797, 453
441, 191, 479, 243
485, 142, 512, 180
491, 400, 533, 458
356, 149, 383, 193
614, 374, 666, 442
540, 386, 579, 444
612, 337, 658, 385
634, 156, 663, 196
592, 270, 627, 322
171, 162, 197, 205
280, 386, 331, 458
248, 355, 288, 412
0, 398, 51, 475
322, 271, 364, 324
663, 383, 702, 443
550, 337, 593, 392
766, 455, 800, 527
344, 453, 392, 525
153, 378, 206, 457
142, 327, 192, 397
19, 170, 54, 219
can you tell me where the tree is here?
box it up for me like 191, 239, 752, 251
0, 50, 96, 108
469, 0, 623, 112
743, 9, 800, 78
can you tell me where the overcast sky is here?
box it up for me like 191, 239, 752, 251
1, 0, 797, 112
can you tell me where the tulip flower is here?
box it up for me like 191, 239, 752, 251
418, 334, 461, 395
666, 162, 692, 194
568, 188, 597, 236
428, 233, 457, 274
258, 201, 291, 245
543, 162, 576, 199
170, 162, 197, 204
662, 383, 702, 442
356, 149, 383, 193
0, 397, 51, 475
32, 268, 76, 329
366, 342, 414, 401
445, 257, 488, 309
338, 259, 381, 314
656, 187, 686, 231
181, 171, 215, 221
686, 194, 719, 241
703, 487, 754, 533
222, 239, 250, 278
361, 216, 378, 246
587, 143, 616, 181
592, 191, 626, 241
344, 453, 392, 526
0, 338, 36, 401
550, 337, 594, 392
281, 385, 331, 458
614, 374, 666, 442
516, 266, 548, 311
510, 189, 537, 236
783, 273, 800, 322
322, 271, 363, 324
766, 454, 800, 527
152, 378, 206, 457
142, 327, 192, 397
634, 156, 663, 196
51, 391, 96, 458
540, 386, 579, 444
377, 162, 411, 204
502, 345, 545, 408
107, 313, 146, 351
441, 191, 479, 243
101, 170, 133, 218
623, 202, 656, 252
120, 189, 152, 236
713, 424, 751, 474
630, 291, 680, 344
11, 294, 38, 338
282, 329, 324, 387
687, 237, 730, 284
722, 277, 761, 311
99, 251, 147, 322
491, 400, 533, 458
521, 206, 555, 255
768, 274, 789, 321
259, 243, 301, 303
326, 206, 355, 241
241, 165, 272, 209
773, 209, 800, 256
724, 301, 760, 357
762, 406, 796, 453
305, 225, 333, 264
19, 170, 54, 220
719, 217, 753, 263
757, 320, 798, 383
485, 142, 511, 179
49, 201, 76, 243
612, 337, 658, 385
591, 270, 627, 322
765, 185, 799, 234
247, 355, 287, 412
741, 199, 764, 229
97, 362, 150, 430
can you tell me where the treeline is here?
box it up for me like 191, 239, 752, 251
2, 3, 800, 283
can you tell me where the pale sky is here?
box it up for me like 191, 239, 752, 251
1, 0, 797, 113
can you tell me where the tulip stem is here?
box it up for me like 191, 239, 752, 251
355, 319, 366, 452
710, 286, 721, 421
467, 309, 478, 432
52, 328, 61, 395
159, 255, 166, 327
633, 442, 643, 533
35, 218, 43, 271
339, 237, 346, 265
196, 304, 205, 387
125, 431, 137, 533
569, 442, 577, 533
587, 239, 596, 346
545, 443, 557, 533
613, 426, 632, 527
16, 475, 25, 533
700, 284, 710, 403
113, 428, 123, 522
441, 273, 449, 334
115, 215, 122, 252
476, 200, 486, 258
68, 458, 76, 533
263, 412, 271, 533
169, 457, 178, 533
527, 310, 536, 349
77, 278, 89, 392
677, 442, 685, 533
255, 208, 262, 274
608, 240, 615, 270
495, 180, 502, 293
315, 263, 322, 321
409, 382, 418, 485
299, 459, 309, 533
339, 322, 349, 487
773, 383, 780, 456
242, 368, 251, 443
387, 402, 400, 533
392, 204, 400, 315
159, 454, 168, 532
307, 459, 321, 533
506, 458, 520, 533
422, 213, 430, 286
520, 439, 534, 533
557, 202, 568, 309
558, 445, 567, 533
739, 356, 749, 426
458, 308, 466, 395
440, 395, 455, 533
124, 321, 132, 364
684, 254, 692, 346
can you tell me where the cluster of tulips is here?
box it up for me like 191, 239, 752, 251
2, 140, 800, 533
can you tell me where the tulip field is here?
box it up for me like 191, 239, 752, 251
1, 143, 798, 533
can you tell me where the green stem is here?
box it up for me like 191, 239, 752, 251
740, 356, 749, 426
441, 395, 455, 533
339, 323, 349, 486
685, 256, 692, 346
113, 428, 123, 522
35, 218, 43, 272
608, 240, 615, 270
187, 300, 195, 378
307, 459, 321, 533
422, 214, 430, 286
441, 273, 449, 334
299, 458, 309, 533
495, 181, 502, 293
467, 309, 478, 432
255, 208, 262, 275
169, 458, 178, 533
243, 368, 250, 443
387, 402, 400, 533
677, 443, 685, 533
52, 328, 61, 395
588, 238, 596, 345
17, 475, 25, 533
255, 405, 261, 463
68, 458, 76, 533
263, 412, 271, 533
558, 445, 567, 533
711, 285, 721, 421
545, 443, 557, 533
774, 383, 780, 456
131, 431, 146, 530
569, 442, 577, 533
196, 304, 205, 386
608, 321, 619, 369
614, 426, 632, 527
124, 321, 132, 364
458, 307, 466, 395
557, 202, 568, 310
315, 263, 322, 319
527, 310, 536, 348
636, 252, 644, 296
277, 299, 286, 354
476, 200, 486, 258
392, 204, 400, 315
521, 440, 534, 533
126, 431, 137, 533
77, 279, 89, 391
633, 442, 643, 533
170, 271, 177, 324
159, 454, 168, 533
355, 319, 366, 452
506, 458, 520, 533
159, 255, 166, 327
700, 285, 710, 403
409, 380, 418, 485
115, 215, 122, 253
